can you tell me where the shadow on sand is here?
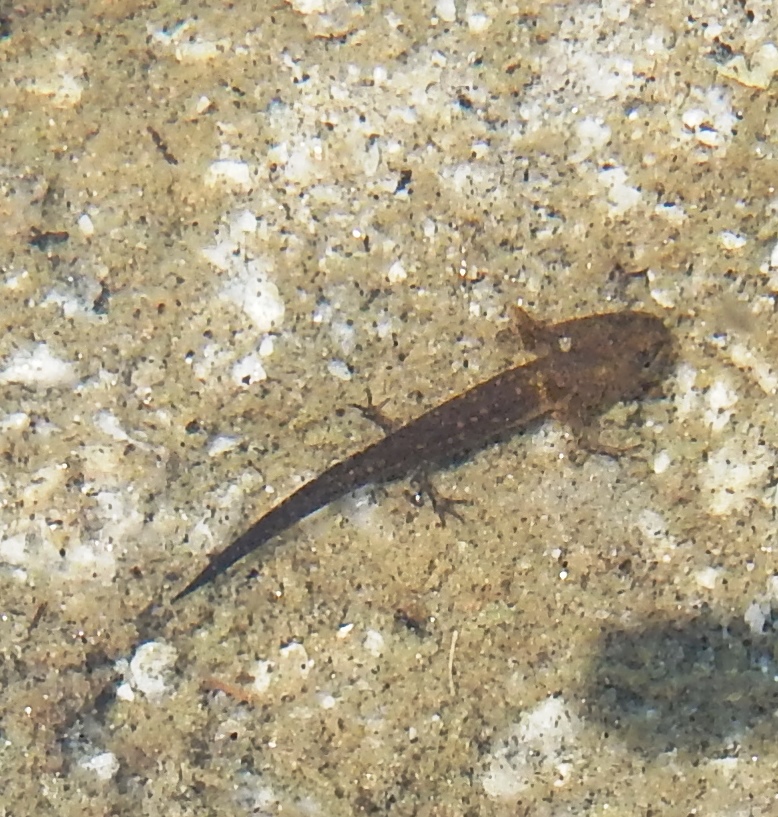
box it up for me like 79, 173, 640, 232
580, 607, 778, 756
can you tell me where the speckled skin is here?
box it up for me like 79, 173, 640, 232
173, 310, 674, 601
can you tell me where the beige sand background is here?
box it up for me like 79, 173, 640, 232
2, 0, 778, 815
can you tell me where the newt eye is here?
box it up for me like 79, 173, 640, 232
636, 347, 658, 371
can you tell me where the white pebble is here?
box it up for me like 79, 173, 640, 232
77, 213, 95, 236
208, 435, 240, 457
0, 344, 77, 388
653, 450, 671, 474
388, 260, 407, 283
279, 641, 313, 677
128, 641, 178, 701
232, 353, 267, 386
288, 0, 326, 13
744, 600, 767, 635
363, 629, 385, 656
467, 12, 490, 32
720, 230, 747, 251
318, 692, 337, 709
327, 359, 352, 381
435, 0, 457, 22
1, 412, 29, 431
251, 660, 274, 694
234, 210, 258, 233
205, 159, 252, 190
80, 751, 119, 781
694, 566, 720, 590
221, 258, 285, 333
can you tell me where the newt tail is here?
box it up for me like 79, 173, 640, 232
172, 450, 405, 602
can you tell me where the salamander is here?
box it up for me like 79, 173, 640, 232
172, 308, 675, 602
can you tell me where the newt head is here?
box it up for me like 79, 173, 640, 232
545, 310, 676, 421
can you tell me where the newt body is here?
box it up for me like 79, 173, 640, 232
173, 310, 674, 601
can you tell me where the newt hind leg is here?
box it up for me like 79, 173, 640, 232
408, 471, 472, 527
351, 389, 471, 525
350, 387, 400, 434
